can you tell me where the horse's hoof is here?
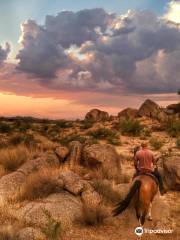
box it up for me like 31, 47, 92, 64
147, 216, 153, 221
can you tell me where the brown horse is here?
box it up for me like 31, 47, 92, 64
112, 175, 158, 225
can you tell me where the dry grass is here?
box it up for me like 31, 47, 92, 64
18, 168, 63, 201
77, 203, 108, 226
93, 179, 123, 204
0, 145, 34, 171
86, 166, 122, 184
0, 205, 24, 239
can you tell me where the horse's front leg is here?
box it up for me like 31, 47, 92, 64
147, 202, 153, 221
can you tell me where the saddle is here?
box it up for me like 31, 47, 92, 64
134, 171, 159, 186
139, 172, 159, 186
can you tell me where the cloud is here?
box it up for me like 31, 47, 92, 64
0, 42, 10, 63
16, 9, 114, 77
15, 8, 180, 94
165, 1, 180, 24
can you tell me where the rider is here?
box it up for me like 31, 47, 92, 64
134, 142, 166, 195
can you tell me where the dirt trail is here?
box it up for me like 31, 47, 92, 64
64, 192, 179, 240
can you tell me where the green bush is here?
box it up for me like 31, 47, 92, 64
88, 128, 118, 139
9, 133, 35, 147
59, 134, 87, 145
0, 122, 11, 133
150, 137, 164, 150
80, 120, 94, 130
119, 120, 143, 136
140, 128, 152, 139
42, 209, 62, 240
87, 128, 120, 145
55, 120, 73, 128
13, 120, 31, 133
167, 119, 180, 137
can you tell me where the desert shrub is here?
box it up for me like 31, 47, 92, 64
0, 122, 11, 133
167, 119, 180, 137
41, 209, 62, 240
9, 133, 35, 147
107, 136, 121, 146
150, 137, 164, 150
0, 145, 30, 171
93, 179, 123, 204
176, 137, 180, 148
80, 121, 94, 130
13, 120, 31, 133
59, 134, 86, 145
78, 203, 107, 226
140, 128, 152, 139
55, 120, 73, 128
87, 128, 116, 139
18, 168, 62, 201
119, 120, 143, 136
87, 128, 120, 145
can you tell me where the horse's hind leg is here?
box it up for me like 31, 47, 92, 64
147, 202, 153, 221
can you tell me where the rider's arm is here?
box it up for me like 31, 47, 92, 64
134, 154, 138, 170
152, 153, 158, 168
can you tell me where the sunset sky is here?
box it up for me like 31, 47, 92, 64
0, 0, 179, 119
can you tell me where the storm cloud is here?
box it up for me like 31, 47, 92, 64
0, 42, 10, 63
16, 8, 180, 94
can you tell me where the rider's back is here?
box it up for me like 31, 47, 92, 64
135, 148, 154, 172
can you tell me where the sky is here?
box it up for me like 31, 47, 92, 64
0, 0, 180, 119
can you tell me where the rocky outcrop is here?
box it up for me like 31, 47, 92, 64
54, 146, 69, 162
12, 193, 82, 228
163, 156, 180, 190
81, 189, 102, 207
167, 103, 180, 114
18, 152, 59, 176
85, 109, 109, 122
137, 99, 161, 118
0, 153, 59, 204
83, 144, 120, 170
67, 141, 83, 166
156, 111, 168, 122
60, 171, 84, 195
118, 108, 138, 120
16, 227, 45, 240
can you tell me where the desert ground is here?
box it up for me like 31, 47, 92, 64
0, 99, 179, 240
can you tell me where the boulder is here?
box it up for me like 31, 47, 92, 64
83, 144, 120, 170
18, 153, 59, 176
167, 103, 180, 114
16, 227, 45, 240
60, 171, 84, 195
67, 141, 83, 166
137, 99, 160, 118
12, 193, 82, 228
81, 189, 102, 207
0, 153, 59, 204
54, 146, 69, 162
0, 171, 25, 204
163, 156, 180, 190
118, 108, 138, 120
85, 109, 109, 122
156, 111, 168, 122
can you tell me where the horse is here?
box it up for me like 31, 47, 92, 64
112, 174, 158, 225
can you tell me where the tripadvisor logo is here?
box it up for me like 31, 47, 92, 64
135, 227, 144, 236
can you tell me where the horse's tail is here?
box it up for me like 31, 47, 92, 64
112, 180, 141, 217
